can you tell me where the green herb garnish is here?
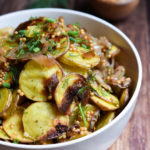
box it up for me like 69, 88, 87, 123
4, 72, 8, 81
78, 103, 88, 127
3, 83, 11, 88
73, 22, 79, 26
33, 47, 40, 53
17, 49, 25, 58
77, 86, 87, 96
14, 30, 26, 38
68, 30, 79, 37
9, 65, 20, 85
99, 87, 109, 97
69, 36, 76, 43
75, 38, 82, 43
26, 38, 41, 52
48, 46, 53, 53
46, 18, 56, 23
60, 38, 66, 44
62, 78, 69, 88
13, 139, 19, 144
6, 50, 13, 57
81, 44, 88, 49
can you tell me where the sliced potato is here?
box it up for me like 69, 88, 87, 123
59, 46, 100, 69
60, 63, 88, 77
0, 88, 12, 116
120, 88, 129, 108
22, 102, 69, 140
0, 126, 10, 140
79, 104, 99, 129
2, 90, 20, 119
90, 84, 119, 111
55, 74, 90, 114
46, 36, 70, 58
3, 107, 33, 143
96, 112, 115, 129
0, 27, 15, 52
19, 56, 63, 101
25, 25, 42, 38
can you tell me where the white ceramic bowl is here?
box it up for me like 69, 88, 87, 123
0, 8, 142, 150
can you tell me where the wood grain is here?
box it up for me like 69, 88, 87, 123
110, 1, 150, 149
0, 0, 149, 149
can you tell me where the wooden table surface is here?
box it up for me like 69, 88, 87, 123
0, 0, 149, 150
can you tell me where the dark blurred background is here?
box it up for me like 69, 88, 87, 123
0, 0, 150, 150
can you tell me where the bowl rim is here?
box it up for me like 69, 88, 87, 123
0, 8, 142, 149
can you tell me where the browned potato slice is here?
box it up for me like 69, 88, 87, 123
19, 56, 63, 101
22, 102, 69, 141
0, 88, 12, 116
46, 35, 70, 58
60, 63, 88, 77
2, 90, 20, 119
55, 74, 90, 114
3, 107, 33, 143
90, 84, 119, 111
96, 112, 115, 129
58, 47, 100, 69
0, 126, 10, 140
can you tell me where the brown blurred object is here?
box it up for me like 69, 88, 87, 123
91, 0, 139, 20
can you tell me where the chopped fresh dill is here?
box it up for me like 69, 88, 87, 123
78, 103, 88, 127
62, 78, 69, 88
4, 72, 8, 81
77, 86, 87, 96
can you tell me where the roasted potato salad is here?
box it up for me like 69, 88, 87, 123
0, 16, 132, 144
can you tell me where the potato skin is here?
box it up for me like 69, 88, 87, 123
55, 74, 90, 114
0, 126, 10, 140
0, 88, 12, 116
2, 89, 20, 119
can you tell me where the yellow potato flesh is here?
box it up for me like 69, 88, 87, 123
3, 107, 33, 143
59, 47, 100, 69
22, 102, 69, 140
50, 36, 69, 58
19, 60, 63, 101
0, 27, 16, 52
60, 63, 88, 77
2, 90, 20, 119
0, 88, 12, 115
96, 112, 115, 129
90, 84, 119, 111
55, 74, 80, 106
0, 126, 10, 140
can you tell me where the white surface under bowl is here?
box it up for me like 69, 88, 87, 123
0, 8, 142, 150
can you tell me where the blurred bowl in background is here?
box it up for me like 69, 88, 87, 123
91, 0, 139, 20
